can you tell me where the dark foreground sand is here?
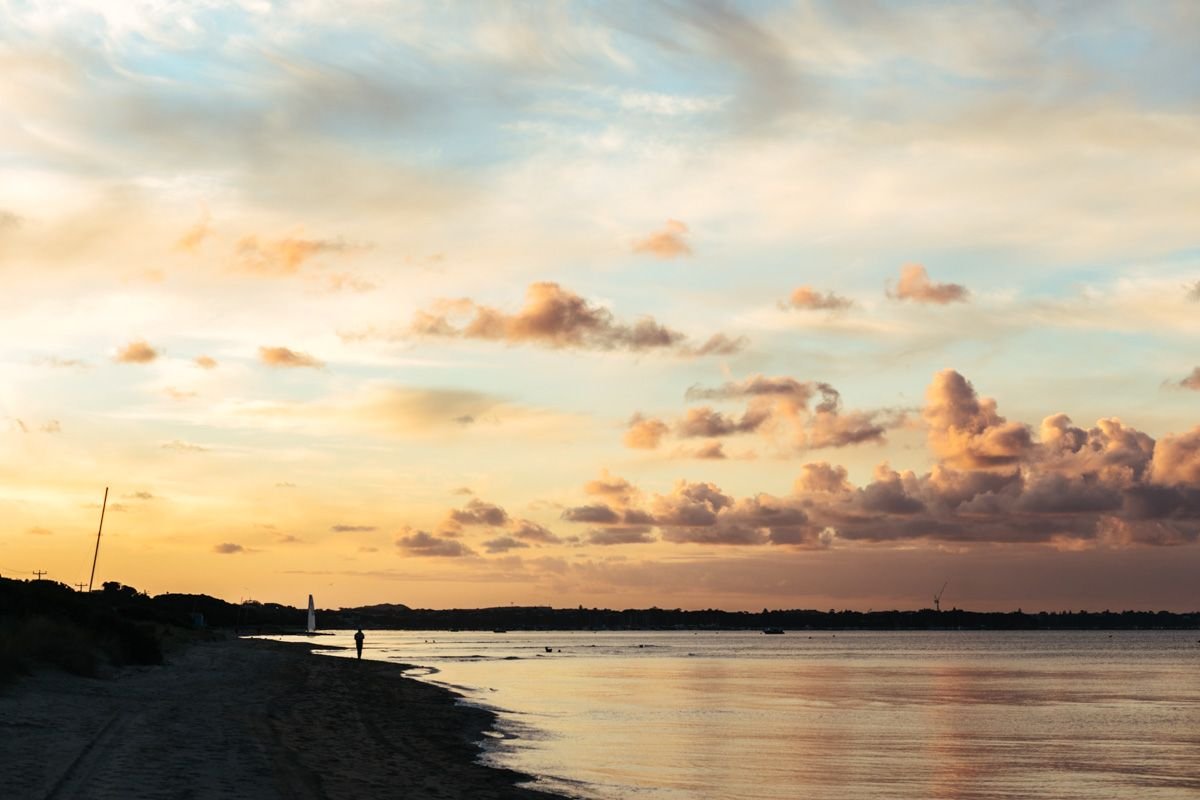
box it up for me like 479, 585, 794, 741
0, 637, 564, 799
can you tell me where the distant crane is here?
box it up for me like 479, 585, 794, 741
933, 582, 948, 613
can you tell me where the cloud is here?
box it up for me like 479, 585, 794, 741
510, 519, 562, 544
161, 439, 209, 452
323, 272, 377, 293
406, 282, 735, 356
194, 355, 218, 369
562, 504, 622, 524
0, 210, 21, 230
40, 357, 89, 369
684, 333, 748, 357
1188, 281, 1200, 302
691, 441, 727, 460
584, 371, 1200, 549
258, 346, 324, 369
448, 499, 510, 527
678, 405, 770, 438
1151, 428, 1200, 488
1176, 367, 1200, 391
632, 219, 692, 259
126, 491, 155, 500
40, 420, 61, 434
586, 527, 656, 545
795, 462, 851, 493
410, 282, 685, 352
236, 234, 363, 276
331, 524, 377, 533
114, 340, 159, 364
175, 213, 211, 253
638, 374, 901, 453
483, 535, 530, 554
396, 529, 475, 557
27, 526, 52, 536
784, 286, 854, 311
624, 414, 670, 449
924, 370, 1034, 469
213, 542, 246, 554
584, 470, 638, 504
888, 265, 969, 304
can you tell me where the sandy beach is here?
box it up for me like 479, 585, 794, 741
0, 637, 563, 799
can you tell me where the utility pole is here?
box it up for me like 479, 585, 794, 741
87, 487, 109, 593
75, 583, 87, 592
33, 570, 47, 581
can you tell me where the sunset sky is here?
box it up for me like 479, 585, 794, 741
3, 1, 1199, 611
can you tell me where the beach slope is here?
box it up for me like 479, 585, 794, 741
0, 637, 562, 799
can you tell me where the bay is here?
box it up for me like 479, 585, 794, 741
297, 630, 1200, 799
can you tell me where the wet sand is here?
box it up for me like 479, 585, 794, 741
0, 637, 563, 799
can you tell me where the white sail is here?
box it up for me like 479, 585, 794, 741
306, 594, 316, 633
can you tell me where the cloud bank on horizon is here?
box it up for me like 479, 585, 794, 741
2, 1, 1200, 610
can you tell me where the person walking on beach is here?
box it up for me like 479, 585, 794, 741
354, 628, 365, 660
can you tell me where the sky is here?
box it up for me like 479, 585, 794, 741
2, 0, 1200, 612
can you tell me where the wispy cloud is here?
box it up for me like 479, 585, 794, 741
258, 346, 324, 369
632, 219, 692, 259
784, 286, 853, 312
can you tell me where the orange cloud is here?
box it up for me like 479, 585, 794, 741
114, 340, 159, 364
409, 282, 699, 353
924, 370, 1033, 469
785, 286, 853, 311
888, 264, 969, 304
623, 414, 670, 449
258, 346, 324, 369
236, 234, 360, 276
195, 355, 218, 369
653, 374, 900, 453
175, 213, 212, 252
632, 219, 692, 259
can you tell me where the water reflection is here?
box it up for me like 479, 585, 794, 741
276, 630, 1200, 800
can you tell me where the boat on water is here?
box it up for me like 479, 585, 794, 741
763, 627, 785, 635
307, 594, 316, 634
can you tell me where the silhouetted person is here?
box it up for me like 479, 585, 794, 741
354, 628, 364, 660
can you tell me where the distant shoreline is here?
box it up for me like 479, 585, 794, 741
0, 636, 564, 799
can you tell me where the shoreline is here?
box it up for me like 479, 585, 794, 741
0, 635, 566, 799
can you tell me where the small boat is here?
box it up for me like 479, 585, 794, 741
763, 627, 785, 635
492, 629, 508, 633
306, 594, 316, 634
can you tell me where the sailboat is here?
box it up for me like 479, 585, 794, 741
306, 594, 316, 634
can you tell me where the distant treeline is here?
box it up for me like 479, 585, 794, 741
3, 578, 1197, 669
339, 604, 1200, 632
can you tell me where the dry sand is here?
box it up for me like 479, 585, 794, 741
0, 637, 565, 799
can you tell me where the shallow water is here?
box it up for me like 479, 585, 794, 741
286, 630, 1200, 799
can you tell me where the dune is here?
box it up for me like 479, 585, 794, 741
0, 637, 562, 799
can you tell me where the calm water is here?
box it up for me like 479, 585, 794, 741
281, 630, 1200, 799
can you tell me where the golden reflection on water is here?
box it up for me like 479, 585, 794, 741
302, 631, 1200, 800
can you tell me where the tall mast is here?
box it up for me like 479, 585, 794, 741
87, 487, 109, 592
